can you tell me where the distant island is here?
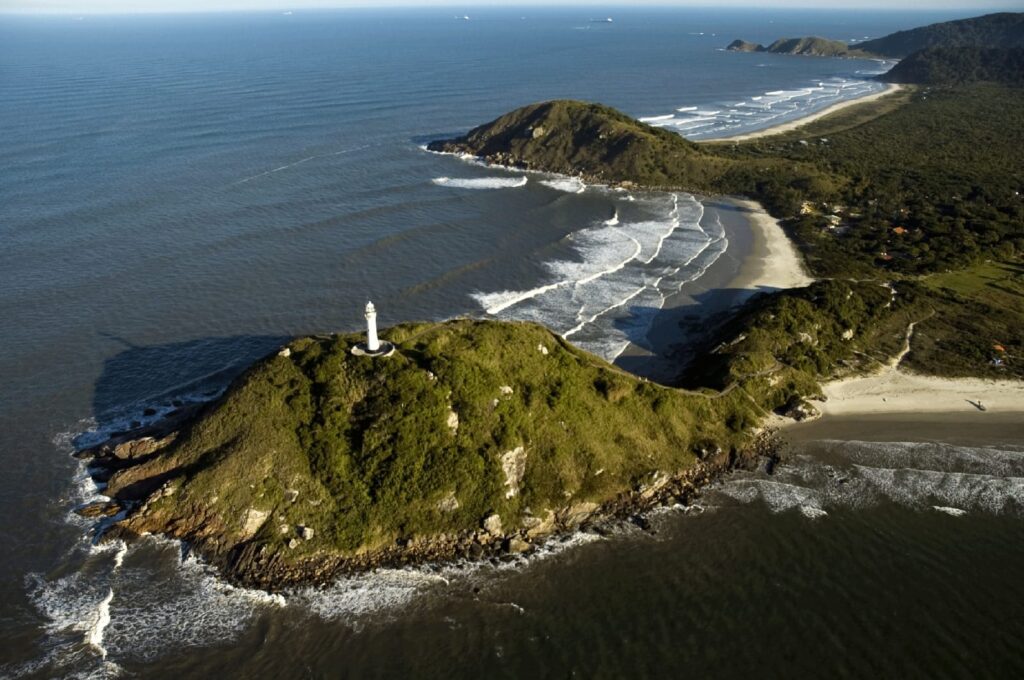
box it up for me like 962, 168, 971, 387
726, 37, 867, 58
76, 11, 1024, 589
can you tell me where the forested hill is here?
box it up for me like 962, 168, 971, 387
427, 100, 735, 190
857, 12, 1024, 58
726, 12, 1024, 60
882, 47, 1024, 87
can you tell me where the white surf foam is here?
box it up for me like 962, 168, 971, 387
639, 114, 675, 122
432, 176, 528, 189
472, 192, 724, 361
540, 177, 586, 193
84, 589, 114, 658
711, 439, 1024, 519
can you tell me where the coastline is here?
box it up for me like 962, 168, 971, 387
618, 196, 812, 382
785, 411, 1024, 447
813, 371, 1024, 418
705, 83, 904, 142
727, 198, 814, 295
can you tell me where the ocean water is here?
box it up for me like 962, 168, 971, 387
1, 7, 1021, 678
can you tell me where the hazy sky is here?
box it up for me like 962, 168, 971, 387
0, 0, 1016, 15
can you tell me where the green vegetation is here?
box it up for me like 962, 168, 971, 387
882, 47, 1024, 86
857, 12, 1024, 58
908, 262, 1024, 378
729, 13, 1024, 60
107, 320, 759, 567
683, 280, 923, 400
433, 86, 1024, 279
431, 80, 1024, 382
715, 84, 1024, 277
429, 100, 734, 191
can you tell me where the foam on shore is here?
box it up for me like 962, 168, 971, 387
432, 176, 528, 189
472, 192, 727, 361
710, 439, 1024, 518
637, 74, 895, 140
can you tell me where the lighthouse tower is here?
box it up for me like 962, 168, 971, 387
351, 300, 394, 357
365, 301, 380, 352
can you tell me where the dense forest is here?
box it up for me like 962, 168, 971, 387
726, 12, 1024, 60
715, 84, 1024, 278
857, 11, 1024, 58
882, 47, 1024, 86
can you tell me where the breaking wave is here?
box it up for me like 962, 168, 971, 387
639, 74, 887, 140
432, 176, 528, 189
710, 440, 1024, 519
540, 177, 586, 193
472, 192, 728, 360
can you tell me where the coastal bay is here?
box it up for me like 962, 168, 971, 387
3, 7, 1023, 678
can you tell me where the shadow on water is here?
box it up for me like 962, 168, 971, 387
74, 334, 289, 448
611, 286, 781, 383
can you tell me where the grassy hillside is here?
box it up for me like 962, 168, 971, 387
102, 320, 762, 585
428, 100, 738, 190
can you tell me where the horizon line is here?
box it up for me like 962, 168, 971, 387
1, 4, 1016, 17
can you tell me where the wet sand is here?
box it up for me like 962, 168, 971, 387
618, 196, 812, 382
785, 411, 1024, 448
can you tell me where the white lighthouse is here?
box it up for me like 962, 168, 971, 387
351, 300, 394, 357
365, 301, 379, 352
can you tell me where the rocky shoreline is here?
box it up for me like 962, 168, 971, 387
75, 403, 784, 591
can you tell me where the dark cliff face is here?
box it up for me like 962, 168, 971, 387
881, 47, 1024, 87
857, 12, 1024, 58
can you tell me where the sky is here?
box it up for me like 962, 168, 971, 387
0, 0, 1017, 15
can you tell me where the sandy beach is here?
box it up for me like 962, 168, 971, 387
618, 196, 813, 381
707, 83, 905, 143
815, 370, 1024, 417
728, 198, 814, 296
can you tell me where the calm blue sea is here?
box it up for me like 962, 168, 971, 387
2, 7, 1022, 679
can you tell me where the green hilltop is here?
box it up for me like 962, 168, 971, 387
94, 320, 765, 587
